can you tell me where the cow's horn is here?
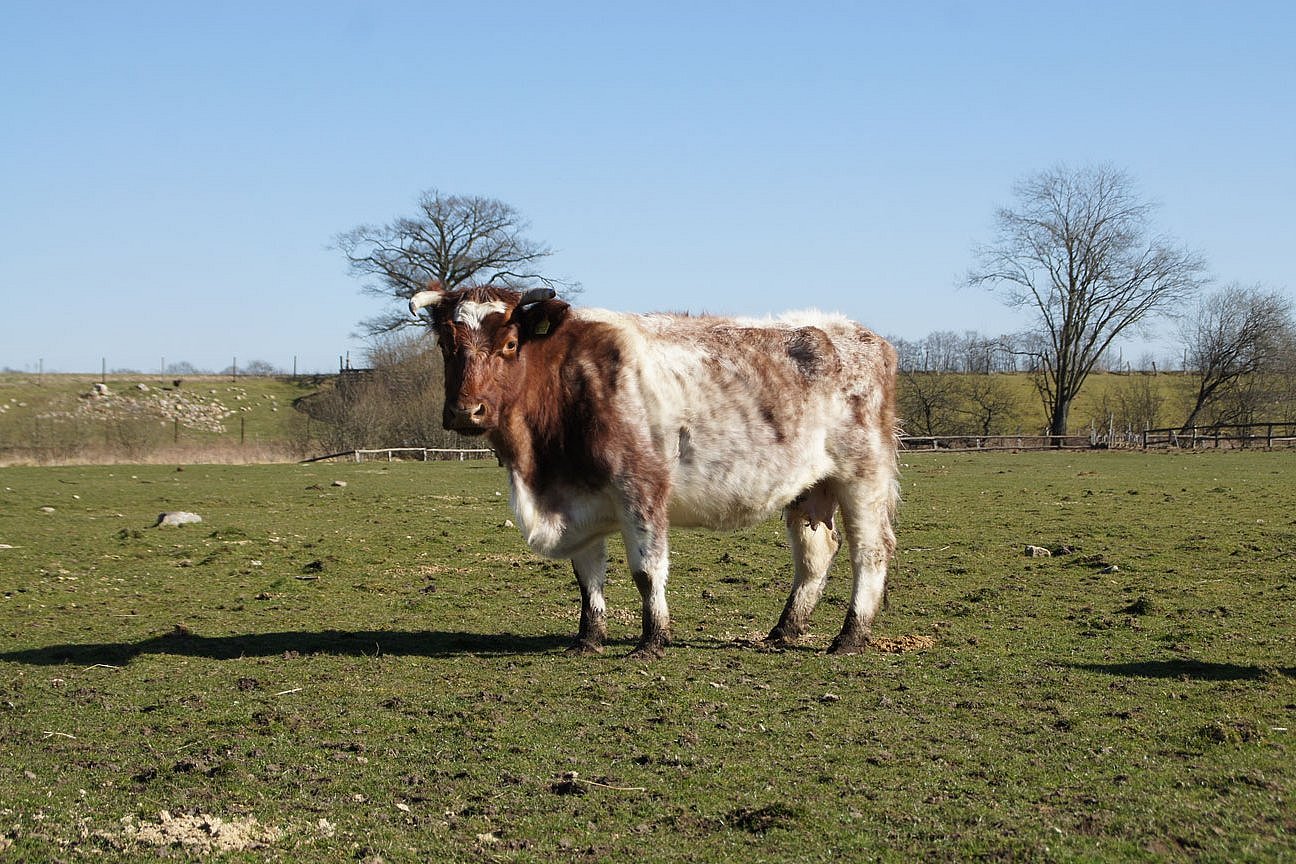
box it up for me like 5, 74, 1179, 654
408, 288, 446, 318
518, 287, 557, 307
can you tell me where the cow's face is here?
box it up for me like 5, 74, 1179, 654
409, 284, 568, 435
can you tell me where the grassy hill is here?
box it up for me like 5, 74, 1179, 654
0, 373, 324, 465
907, 370, 1197, 436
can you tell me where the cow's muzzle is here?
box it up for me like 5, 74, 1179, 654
443, 402, 490, 434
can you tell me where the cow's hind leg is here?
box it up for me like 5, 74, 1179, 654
829, 476, 898, 655
621, 511, 671, 661
567, 539, 608, 655
767, 484, 840, 646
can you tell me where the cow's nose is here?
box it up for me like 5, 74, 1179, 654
444, 403, 487, 430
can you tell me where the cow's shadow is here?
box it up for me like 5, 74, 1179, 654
1065, 659, 1294, 681
0, 628, 589, 666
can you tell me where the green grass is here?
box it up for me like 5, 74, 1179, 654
1, 453, 1292, 861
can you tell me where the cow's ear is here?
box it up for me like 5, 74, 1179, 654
514, 298, 570, 341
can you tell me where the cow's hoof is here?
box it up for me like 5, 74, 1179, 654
627, 642, 666, 661
763, 624, 805, 649
565, 640, 604, 656
827, 634, 870, 655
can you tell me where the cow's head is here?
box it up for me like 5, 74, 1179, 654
409, 283, 570, 435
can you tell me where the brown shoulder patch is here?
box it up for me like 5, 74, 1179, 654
786, 327, 840, 378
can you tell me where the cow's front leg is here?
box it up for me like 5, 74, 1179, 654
567, 539, 608, 655
621, 512, 671, 660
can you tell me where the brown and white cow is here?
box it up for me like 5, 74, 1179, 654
410, 282, 900, 659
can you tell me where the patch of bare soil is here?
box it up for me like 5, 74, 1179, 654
869, 634, 936, 653
110, 810, 282, 854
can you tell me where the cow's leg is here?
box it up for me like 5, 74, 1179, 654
829, 478, 897, 655
621, 511, 671, 661
767, 485, 840, 645
567, 538, 608, 655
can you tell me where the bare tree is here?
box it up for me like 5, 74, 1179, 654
923, 330, 963, 372
336, 190, 579, 335
897, 369, 962, 436
1179, 284, 1295, 431
968, 164, 1208, 435
957, 375, 1022, 436
1091, 374, 1164, 440
295, 331, 482, 452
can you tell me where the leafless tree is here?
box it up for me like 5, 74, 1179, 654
957, 375, 1021, 436
889, 336, 923, 373
336, 190, 579, 335
295, 331, 483, 452
968, 164, 1208, 435
923, 330, 963, 372
1093, 374, 1164, 438
1179, 284, 1295, 431
898, 369, 962, 436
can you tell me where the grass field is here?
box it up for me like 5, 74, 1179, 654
0, 452, 1292, 861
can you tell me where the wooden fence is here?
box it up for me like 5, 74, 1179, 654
898, 434, 1104, 451
301, 423, 1296, 463
1140, 422, 1296, 450
301, 447, 495, 464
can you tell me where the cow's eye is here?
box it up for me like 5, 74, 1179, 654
503, 339, 518, 354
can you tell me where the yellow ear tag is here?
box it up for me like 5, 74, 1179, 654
534, 317, 550, 336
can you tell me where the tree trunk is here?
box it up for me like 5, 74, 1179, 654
1048, 399, 1070, 438
1180, 380, 1217, 434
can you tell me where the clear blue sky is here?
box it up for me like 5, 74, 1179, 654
2, 0, 1293, 373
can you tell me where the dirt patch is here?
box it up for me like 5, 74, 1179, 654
733, 631, 936, 652
870, 634, 936, 653
111, 810, 282, 854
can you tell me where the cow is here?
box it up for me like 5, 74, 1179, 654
409, 282, 900, 659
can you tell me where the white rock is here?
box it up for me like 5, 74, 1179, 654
156, 511, 203, 527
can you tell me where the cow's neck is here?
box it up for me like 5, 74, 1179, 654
487, 333, 612, 498
485, 351, 561, 489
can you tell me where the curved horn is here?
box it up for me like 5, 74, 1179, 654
518, 287, 557, 307
408, 287, 447, 318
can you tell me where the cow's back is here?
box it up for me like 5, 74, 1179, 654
573, 309, 896, 529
